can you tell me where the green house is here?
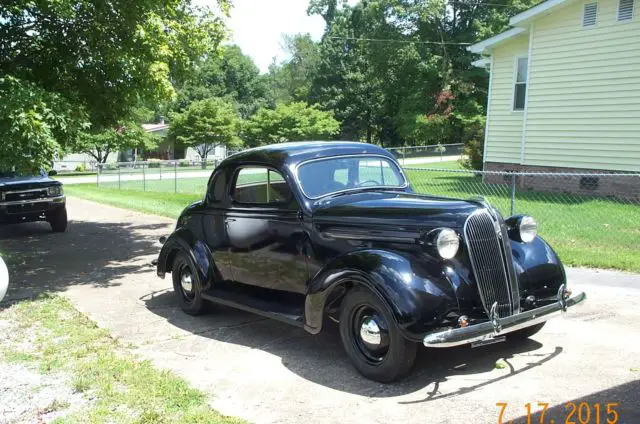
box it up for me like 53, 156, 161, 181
469, 0, 640, 180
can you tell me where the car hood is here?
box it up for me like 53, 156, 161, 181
311, 190, 482, 230
0, 175, 60, 191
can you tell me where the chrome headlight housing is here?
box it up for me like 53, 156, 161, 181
506, 215, 537, 243
47, 185, 64, 197
422, 228, 460, 260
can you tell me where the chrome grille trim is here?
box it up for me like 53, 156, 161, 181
463, 209, 515, 318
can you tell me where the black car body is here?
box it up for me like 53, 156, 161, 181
0, 171, 68, 232
156, 142, 586, 382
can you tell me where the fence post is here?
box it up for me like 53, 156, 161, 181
174, 161, 177, 193
159, 162, 162, 181
118, 165, 121, 190
402, 147, 406, 166
97, 165, 100, 187
143, 163, 146, 192
510, 173, 516, 216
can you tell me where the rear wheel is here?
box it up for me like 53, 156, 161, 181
47, 207, 68, 233
507, 322, 546, 341
339, 287, 417, 383
172, 251, 207, 316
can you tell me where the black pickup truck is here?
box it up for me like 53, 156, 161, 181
0, 170, 67, 232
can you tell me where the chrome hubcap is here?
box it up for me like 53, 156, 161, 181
360, 316, 382, 346
181, 272, 193, 293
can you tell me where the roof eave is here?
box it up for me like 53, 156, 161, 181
509, 0, 573, 27
467, 27, 526, 54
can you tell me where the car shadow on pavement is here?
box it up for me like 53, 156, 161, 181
142, 289, 562, 398
0, 220, 168, 306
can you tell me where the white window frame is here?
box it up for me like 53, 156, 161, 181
582, 2, 599, 28
617, 0, 635, 22
512, 56, 528, 112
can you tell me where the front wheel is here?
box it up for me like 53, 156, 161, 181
47, 207, 68, 233
339, 287, 417, 383
172, 251, 208, 316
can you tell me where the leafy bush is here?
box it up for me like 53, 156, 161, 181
179, 160, 190, 167
147, 159, 161, 169
459, 139, 484, 171
75, 164, 86, 172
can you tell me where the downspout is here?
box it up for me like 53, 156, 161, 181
520, 23, 535, 165
482, 55, 495, 167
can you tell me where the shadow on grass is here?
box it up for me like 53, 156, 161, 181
0, 218, 169, 306
142, 289, 560, 398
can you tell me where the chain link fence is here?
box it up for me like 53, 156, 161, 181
92, 159, 220, 194
405, 166, 640, 270
386, 143, 465, 165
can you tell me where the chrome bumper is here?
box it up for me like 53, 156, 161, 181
423, 285, 586, 348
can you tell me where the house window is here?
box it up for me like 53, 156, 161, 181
583, 3, 598, 26
618, 0, 634, 21
513, 57, 528, 111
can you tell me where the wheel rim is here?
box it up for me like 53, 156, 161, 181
351, 305, 390, 364
178, 264, 195, 301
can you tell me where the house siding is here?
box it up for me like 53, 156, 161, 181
524, 0, 640, 171
484, 34, 530, 164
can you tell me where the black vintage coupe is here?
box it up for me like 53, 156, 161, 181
0, 170, 67, 232
156, 142, 586, 382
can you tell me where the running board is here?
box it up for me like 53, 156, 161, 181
201, 282, 305, 328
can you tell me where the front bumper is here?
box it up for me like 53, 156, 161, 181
423, 285, 586, 347
0, 196, 66, 223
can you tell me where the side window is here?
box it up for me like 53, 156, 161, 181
206, 171, 226, 203
232, 167, 292, 204
513, 56, 528, 111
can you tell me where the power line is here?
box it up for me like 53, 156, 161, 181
326, 36, 472, 46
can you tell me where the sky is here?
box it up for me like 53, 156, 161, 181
199, 0, 358, 73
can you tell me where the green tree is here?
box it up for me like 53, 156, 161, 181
168, 98, 242, 164
74, 124, 159, 164
0, 76, 86, 173
1, 0, 230, 170
172, 45, 272, 119
268, 34, 321, 104
244, 102, 340, 146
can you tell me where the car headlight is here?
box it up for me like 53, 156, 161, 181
506, 215, 537, 243
47, 186, 63, 197
421, 228, 460, 259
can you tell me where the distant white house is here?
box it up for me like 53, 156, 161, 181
55, 118, 227, 170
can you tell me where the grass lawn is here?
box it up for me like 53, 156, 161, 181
66, 158, 640, 272
0, 294, 243, 423
65, 185, 201, 219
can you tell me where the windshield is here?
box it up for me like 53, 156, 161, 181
297, 156, 406, 199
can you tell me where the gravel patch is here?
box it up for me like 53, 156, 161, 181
0, 362, 89, 424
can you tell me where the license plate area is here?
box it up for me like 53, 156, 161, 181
471, 335, 506, 348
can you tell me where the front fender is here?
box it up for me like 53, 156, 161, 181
304, 249, 459, 341
510, 235, 567, 305
156, 227, 218, 288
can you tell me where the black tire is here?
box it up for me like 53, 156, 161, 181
47, 207, 68, 233
507, 322, 546, 341
339, 287, 417, 383
172, 251, 208, 316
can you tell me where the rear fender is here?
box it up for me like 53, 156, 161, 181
304, 249, 459, 340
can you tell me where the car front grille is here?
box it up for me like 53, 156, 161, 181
4, 189, 48, 202
464, 209, 519, 318
7, 202, 50, 215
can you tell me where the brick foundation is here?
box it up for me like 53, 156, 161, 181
483, 162, 640, 200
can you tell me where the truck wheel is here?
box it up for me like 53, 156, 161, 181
507, 322, 546, 341
172, 251, 208, 316
339, 287, 417, 383
47, 207, 68, 233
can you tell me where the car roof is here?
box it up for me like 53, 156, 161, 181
220, 141, 396, 168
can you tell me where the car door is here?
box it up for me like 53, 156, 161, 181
198, 168, 234, 282
225, 165, 308, 293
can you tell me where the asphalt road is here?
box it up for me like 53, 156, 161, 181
1, 197, 638, 424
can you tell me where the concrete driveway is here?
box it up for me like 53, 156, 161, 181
1, 198, 639, 424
